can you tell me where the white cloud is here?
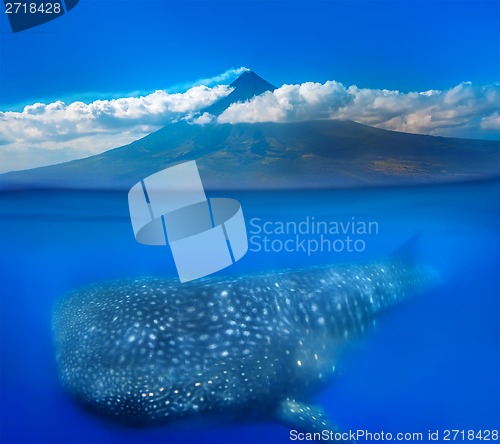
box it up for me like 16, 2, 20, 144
190, 112, 216, 125
185, 67, 250, 88
218, 80, 500, 139
0, 84, 231, 173
218, 81, 353, 123
481, 111, 500, 130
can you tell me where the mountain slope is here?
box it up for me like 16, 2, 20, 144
0, 119, 498, 190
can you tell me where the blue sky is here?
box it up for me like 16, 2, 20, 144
1, 0, 499, 108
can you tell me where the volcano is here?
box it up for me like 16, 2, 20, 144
0, 71, 498, 190
201, 70, 277, 116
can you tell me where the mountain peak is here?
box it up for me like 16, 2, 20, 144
202, 70, 277, 116
230, 70, 276, 91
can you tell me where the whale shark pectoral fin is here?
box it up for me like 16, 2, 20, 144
277, 399, 355, 443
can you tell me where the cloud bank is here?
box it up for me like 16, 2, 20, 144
0, 84, 232, 173
218, 81, 500, 139
0, 68, 498, 174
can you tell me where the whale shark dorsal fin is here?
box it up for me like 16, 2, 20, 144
277, 399, 355, 442
391, 234, 421, 265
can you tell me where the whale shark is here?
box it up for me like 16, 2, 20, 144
52, 244, 437, 439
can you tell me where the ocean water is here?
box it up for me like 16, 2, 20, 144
0, 179, 499, 443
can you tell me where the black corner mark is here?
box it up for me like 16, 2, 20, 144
4, 0, 79, 33
64, 0, 77, 11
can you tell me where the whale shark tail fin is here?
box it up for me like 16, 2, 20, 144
391, 234, 421, 265
277, 399, 355, 443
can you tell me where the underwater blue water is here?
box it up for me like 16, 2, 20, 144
0, 179, 499, 443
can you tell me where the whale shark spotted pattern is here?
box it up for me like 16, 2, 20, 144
52, 254, 437, 435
